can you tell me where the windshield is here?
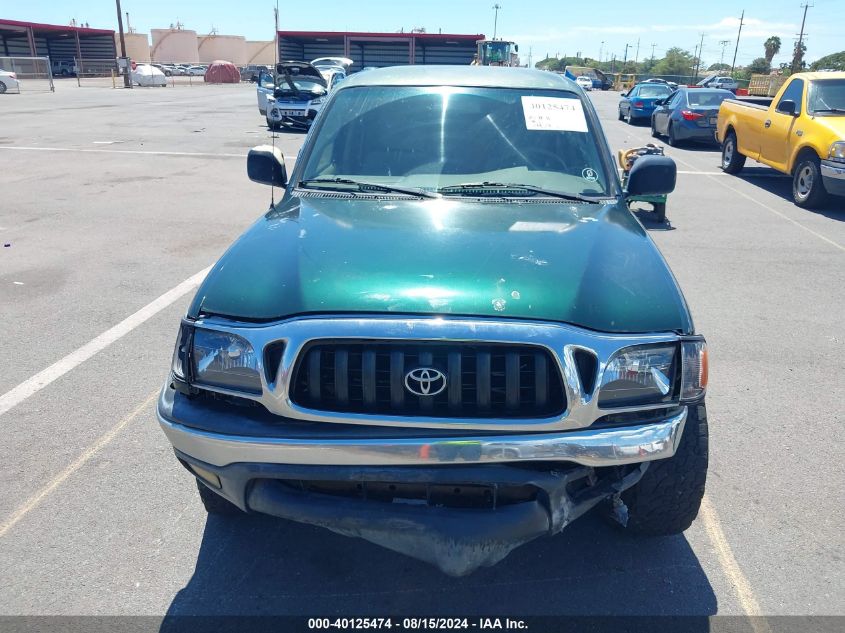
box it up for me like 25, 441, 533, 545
637, 85, 672, 98
687, 90, 731, 107
808, 79, 845, 114
299, 85, 611, 197
479, 42, 513, 64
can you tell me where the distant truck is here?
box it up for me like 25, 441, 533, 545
716, 71, 845, 208
564, 66, 612, 90
475, 40, 519, 67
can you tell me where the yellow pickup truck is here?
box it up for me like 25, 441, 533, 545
716, 71, 845, 208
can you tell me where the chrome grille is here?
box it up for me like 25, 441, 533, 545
290, 341, 566, 418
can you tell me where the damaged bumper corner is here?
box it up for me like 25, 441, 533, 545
179, 456, 648, 576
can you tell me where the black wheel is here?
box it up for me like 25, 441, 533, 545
792, 154, 829, 208
618, 107, 624, 121
653, 202, 667, 222
625, 109, 634, 125
650, 117, 660, 138
61, 69, 69, 77
620, 402, 708, 536
266, 117, 280, 131
721, 131, 746, 174
0, 81, 6, 94
666, 123, 679, 146
196, 479, 243, 515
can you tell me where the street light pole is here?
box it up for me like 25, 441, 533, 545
115, 0, 130, 87
492, 4, 502, 40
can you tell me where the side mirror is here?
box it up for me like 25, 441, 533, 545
654, 99, 664, 106
515, 44, 519, 52
247, 145, 287, 188
626, 155, 677, 196
776, 99, 797, 116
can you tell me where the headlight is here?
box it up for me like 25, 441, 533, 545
598, 344, 677, 407
191, 328, 262, 394
680, 340, 708, 400
829, 141, 845, 163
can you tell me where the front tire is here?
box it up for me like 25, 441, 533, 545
621, 402, 708, 536
0, 81, 6, 94
792, 154, 829, 208
266, 116, 281, 131
721, 131, 746, 174
650, 117, 660, 138
618, 107, 624, 121
196, 479, 243, 515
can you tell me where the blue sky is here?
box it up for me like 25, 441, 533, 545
4, 0, 842, 65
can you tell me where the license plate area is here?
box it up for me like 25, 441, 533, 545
279, 109, 305, 117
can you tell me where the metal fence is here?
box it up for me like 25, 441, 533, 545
75, 58, 120, 87
0, 56, 53, 93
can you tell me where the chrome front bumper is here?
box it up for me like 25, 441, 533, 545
821, 160, 845, 196
157, 404, 687, 469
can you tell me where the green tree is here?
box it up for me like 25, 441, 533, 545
764, 36, 782, 64
791, 41, 807, 72
810, 51, 845, 71
747, 57, 772, 74
650, 47, 696, 76
708, 62, 731, 71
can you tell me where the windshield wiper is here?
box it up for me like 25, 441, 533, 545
298, 178, 437, 198
812, 108, 845, 114
437, 182, 610, 203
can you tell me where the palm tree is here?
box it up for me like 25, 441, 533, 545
764, 36, 782, 64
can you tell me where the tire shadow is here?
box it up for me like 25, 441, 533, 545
161, 509, 717, 618
734, 167, 845, 220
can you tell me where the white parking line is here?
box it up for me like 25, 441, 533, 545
0, 266, 211, 418
0, 146, 246, 158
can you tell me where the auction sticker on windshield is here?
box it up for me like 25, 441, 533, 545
521, 96, 588, 132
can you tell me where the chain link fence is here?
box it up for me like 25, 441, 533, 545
0, 56, 53, 93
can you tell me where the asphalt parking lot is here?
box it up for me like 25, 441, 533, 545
1, 81, 843, 621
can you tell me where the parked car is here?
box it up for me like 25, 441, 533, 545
575, 75, 593, 91
185, 66, 205, 76
257, 61, 330, 129
619, 82, 674, 124
651, 87, 734, 145
642, 77, 679, 90
158, 66, 710, 578
130, 64, 167, 87
697, 75, 738, 92
717, 71, 845, 208
0, 68, 20, 93
51, 60, 78, 77
151, 63, 175, 77
241, 64, 269, 82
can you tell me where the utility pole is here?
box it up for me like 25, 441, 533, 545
622, 43, 630, 70
792, 3, 811, 73
693, 32, 705, 80
719, 39, 731, 66
730, 10, 744, 77
611, 54, 616, 74
599, 41, 604, 64
492, 4, 501, 40
634, 38, 640, 66
115, 0, 130, 88
528, 46, 532, 68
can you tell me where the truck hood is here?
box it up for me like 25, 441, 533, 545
813, 115, 845, 138
188, 196, 692, 334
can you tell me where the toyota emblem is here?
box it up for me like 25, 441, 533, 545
404, 367, 447, 397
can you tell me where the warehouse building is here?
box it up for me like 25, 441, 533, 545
0, 19, 116, 63
278, 31, 483, 69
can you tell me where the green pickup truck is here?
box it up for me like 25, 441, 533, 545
157, 66, 709, 576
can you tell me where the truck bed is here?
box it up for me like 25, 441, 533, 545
725, 97, 772, 108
